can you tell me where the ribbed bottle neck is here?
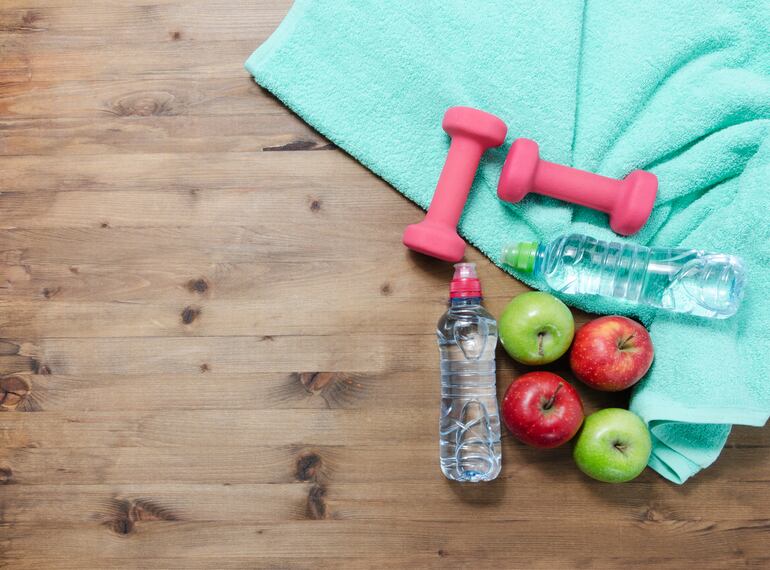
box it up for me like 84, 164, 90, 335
532, 243, 547, 275
450, 297, 482, 307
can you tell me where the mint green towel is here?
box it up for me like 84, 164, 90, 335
247, 0, 770, 483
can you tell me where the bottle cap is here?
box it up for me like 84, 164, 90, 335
502, 241, 539, 273
450, 262, 482, 298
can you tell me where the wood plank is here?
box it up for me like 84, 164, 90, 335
0, 185, 409, 229
0, 42, 267, 82
3, 558, 766, 570
0, 151, 375, 193
0, 109, 327, 156
1, 520, 767, 564
0, 258, 460, 303
3, 479, 770, 525
0, 80, 326, 156
0, 1, 290, 45
0, 224, 404, 266
0, 78, 294, 122
0, 408, 446, 448
0, 334, 438, 376
0, 445, 451, 486
0, 371, 426, 412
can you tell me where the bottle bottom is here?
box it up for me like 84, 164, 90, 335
439, 394, 502, 482
440, 448, 502, 483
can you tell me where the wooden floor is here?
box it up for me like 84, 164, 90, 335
1, 1, 769, 568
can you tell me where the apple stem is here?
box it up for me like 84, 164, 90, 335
537, 332, 545, 357
618, 333, 635, 351
543, 383, 563, 410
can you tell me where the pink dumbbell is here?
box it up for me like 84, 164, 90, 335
403, 107, 507, 262
497, 138, 658, 235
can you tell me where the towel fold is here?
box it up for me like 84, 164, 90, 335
247, 0, 770, 483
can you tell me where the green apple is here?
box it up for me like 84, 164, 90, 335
573, 408, 651, 483
498, 291, 574, 364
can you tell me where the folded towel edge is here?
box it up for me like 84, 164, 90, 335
632, 389, 769, 428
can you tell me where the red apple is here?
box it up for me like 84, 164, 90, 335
570, 316, 654, 391
501, 372, 584, 448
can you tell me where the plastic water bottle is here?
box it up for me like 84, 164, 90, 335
437, 263, 501, 482
502, 233, 746, 319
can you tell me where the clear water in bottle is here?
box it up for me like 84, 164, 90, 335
503, 233, 746, 319
437, 263, 501, 482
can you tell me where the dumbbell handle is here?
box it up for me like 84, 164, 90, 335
535, 160, 620, 213
498, 137, 657, 235
424, 138, 484, 227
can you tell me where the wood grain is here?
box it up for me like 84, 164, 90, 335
1, 1, 769, 568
